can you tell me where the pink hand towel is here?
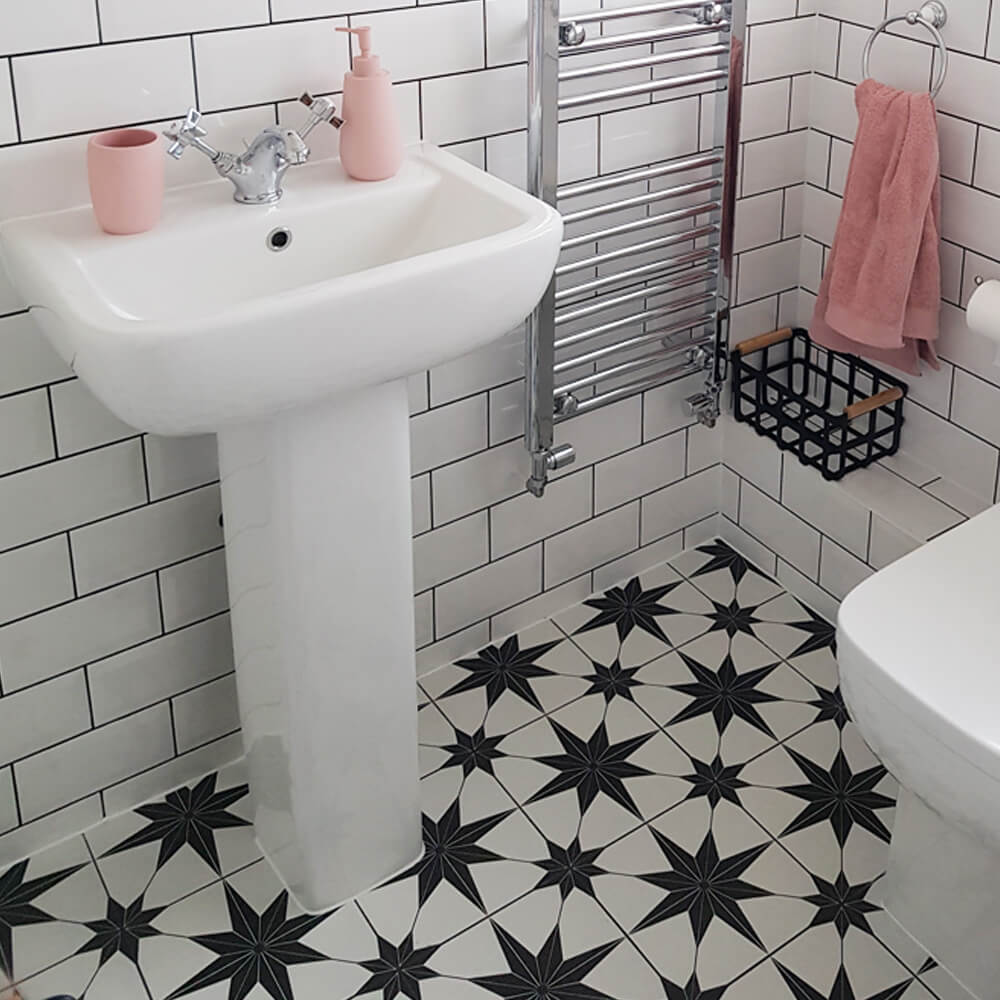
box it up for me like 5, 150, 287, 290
810, 79, 941, 375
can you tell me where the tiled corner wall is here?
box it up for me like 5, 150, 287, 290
729, 0, 812, 345
721, 0, 1000, 619
0, 0, 816, 861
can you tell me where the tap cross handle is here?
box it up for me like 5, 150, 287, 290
163, 108, 219, 161
299, 92, 344, 136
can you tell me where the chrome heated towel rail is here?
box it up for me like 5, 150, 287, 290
524, 0, 745, 496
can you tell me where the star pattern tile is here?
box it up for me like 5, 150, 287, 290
443, 634, 562, 712
436, 725, 506, 777
663, 970, 728, 1000
532, 838, 606, 900
575, 576, 687, 646
634, 827, 769, 947
0, 858, 84, 980
780, 747, 894, 847
526, 718, 655, 819
164, 884, 332, 1000
102, 772, 252, 876
4, 542, 965, 1000
76, 894, 163, 967
805, 873, 879, 938
472, 923, 618, 1000
705, 598, 764, 639
809, 685, 850, 730
582, 658, 642, 703
680, 755, 748, 807
392, 800, 509, 910
355, 931, 439, 1000
686, 541, 768, 589
669, 650, 781, 738
774, 962, 917, 1000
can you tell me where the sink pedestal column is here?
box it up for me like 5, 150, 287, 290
217, 379, 422, 912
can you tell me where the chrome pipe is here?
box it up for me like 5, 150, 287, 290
559, 20, 729, 56
558, 43, 727, 81
559, 360, 707, 417
555, 327, 715, 373
558, 152, 722, 200
557, 342, 708, 395
556, 270, 716, 326
562, 201, 720, 250
556, 223, 719, 276
555, 290, 717, 350
558, 68, 727, 109
524, 0, 561, 496
561, 0, 722, 25
555, 247, 718, 303
562, 180, 720, 226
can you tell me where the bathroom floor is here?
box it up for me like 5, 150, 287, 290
0, 540, 968, 1000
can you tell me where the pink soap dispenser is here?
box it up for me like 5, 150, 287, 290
335, 26, 404, 182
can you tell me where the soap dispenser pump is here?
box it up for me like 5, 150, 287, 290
334, 26, 404, 182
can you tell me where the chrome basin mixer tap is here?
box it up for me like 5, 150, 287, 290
163, 94, 342, 205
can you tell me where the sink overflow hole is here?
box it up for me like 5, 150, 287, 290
267, 227, 292, 252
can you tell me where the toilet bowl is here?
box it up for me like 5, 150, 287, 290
838, 504, 1000, 1000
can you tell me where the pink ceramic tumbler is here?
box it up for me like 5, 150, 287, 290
87, 129, 165, 235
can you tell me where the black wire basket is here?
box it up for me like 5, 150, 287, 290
730, 327, 908, 481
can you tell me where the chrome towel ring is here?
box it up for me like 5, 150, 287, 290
862, 0, 949, 98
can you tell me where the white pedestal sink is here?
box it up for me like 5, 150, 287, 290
0, 145, 562, 911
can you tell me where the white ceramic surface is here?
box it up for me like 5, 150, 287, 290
839, 503, 1000, 847
0, 145, 562, 910
839, 503, 1000, 1000
0, 143, 561, 435
877, 788, 999, 1000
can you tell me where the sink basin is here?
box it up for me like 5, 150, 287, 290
0, 144, 562, 911
1, 144, 560, 435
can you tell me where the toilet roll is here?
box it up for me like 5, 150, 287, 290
966, 279, 1000, 366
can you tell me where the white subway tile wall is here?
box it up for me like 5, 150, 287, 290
0, 0, 819, 859
726, 0, 1000, 617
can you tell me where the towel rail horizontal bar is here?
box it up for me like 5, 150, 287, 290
555, 247, 718, 303
561, 0, 720, 25
556, 341, 709, 395
558, 152, 723, 200
563, 202, 719, 250
558, 44, 728, 82
556, 359, 707, 418
555, 326, 715, 373
558, 68, 727, 109
563, 179, 720, 226
556, 224, 719, 276
558, 20, 729, 56
555, 269, 716, 325
554, 290, 717, 349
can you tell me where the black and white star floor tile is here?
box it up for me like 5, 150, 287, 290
550, 563, 716, 667
0, 540, 974, 1000
627, 630, 822, 765
0, 834, 106, 985
837, 725, 898, 886
741, 593, 839, 665
419, 621, 595, 740
84, 761, 260, 911
592, 797, 816, 991
737, 718, 896, 887
669, 541, 785, 610
379, 760, 548, 945
725, 925, 938, 1000
488, 693, 693, 848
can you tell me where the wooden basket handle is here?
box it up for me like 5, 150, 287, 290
734, 328, 793, 356
843, 386, 904, 421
